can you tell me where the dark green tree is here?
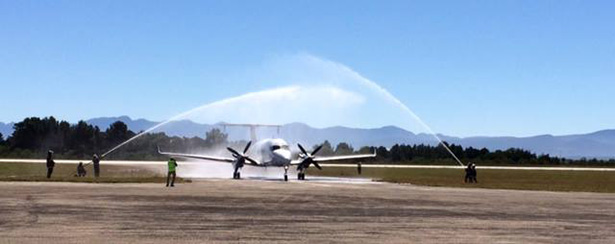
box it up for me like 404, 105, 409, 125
390, 144, 403, 161
375, 146, 389, 160
334, 142, 354, 155
105, 121, 133, 146
9, 116, 63, 152
357, 146, 373, 154
315, 140, 335, 156
68, 121, 98, 157
204, 128, 228, 147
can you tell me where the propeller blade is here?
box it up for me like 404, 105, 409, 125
227, 147, 241, 157
297, 143, 308, 155
243, 141, 252, 154
245, 156, 258, 166
311, 145, 323, 155
313, 162, 322, 170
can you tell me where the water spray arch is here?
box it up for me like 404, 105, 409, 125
102, 54, 465, 167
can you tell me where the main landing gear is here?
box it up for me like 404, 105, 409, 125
297, 168, 306, 181
233, 172, 241, 179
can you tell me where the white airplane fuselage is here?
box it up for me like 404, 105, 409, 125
250, 138, 293, 167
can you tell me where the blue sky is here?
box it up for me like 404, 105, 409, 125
0, 0, 613, 137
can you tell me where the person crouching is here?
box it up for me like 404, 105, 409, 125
76, 162, 87, 177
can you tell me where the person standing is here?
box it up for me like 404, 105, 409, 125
470, 163, 478, 183
464, 163, 472, 183
46, 150, 55, 178
166, 158, 178, 187
92, 154, 100, 178
357, 162, 362, 175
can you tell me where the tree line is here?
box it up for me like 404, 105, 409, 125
0, 117, 232, 160
0, 116, 613, 166
361, 144, 615, 166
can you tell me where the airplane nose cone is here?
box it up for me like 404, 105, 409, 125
275, 149, 292, 161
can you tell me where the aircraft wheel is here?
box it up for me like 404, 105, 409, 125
237, 172, 241, 179
284, 175, 288, 181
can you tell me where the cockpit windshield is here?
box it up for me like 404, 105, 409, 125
271, 145, 289, 151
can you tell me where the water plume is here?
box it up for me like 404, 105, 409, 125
299, 55, 465, 166
102, 86, 361, 158
102, 53, 465, 168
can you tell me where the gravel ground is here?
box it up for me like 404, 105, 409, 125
0, 180, 614, 244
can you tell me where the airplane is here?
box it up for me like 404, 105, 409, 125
157, 123, 376, 181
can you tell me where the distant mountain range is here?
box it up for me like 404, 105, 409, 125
1, 116, 614, 158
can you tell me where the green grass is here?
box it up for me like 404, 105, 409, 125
0, 162, 190, 183
3, 162, 614, 193
309, 167, 615, 193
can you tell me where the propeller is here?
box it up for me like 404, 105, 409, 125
227, 141, 258, 172
297, 143, 323, 171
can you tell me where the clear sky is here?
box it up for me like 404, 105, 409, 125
0, 0, 613, 137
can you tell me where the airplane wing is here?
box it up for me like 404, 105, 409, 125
158, 146, 235, 163
290, 152, 376, 165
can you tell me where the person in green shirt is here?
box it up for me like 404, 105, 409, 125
166, 158, 178, 187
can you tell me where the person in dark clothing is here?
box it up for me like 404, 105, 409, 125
464, 163, 472, 183
92, 154, 100, 178
46, 150, 55, 178
76, 162, 87, 177
470, 163, 478, 183
357, 162, 362, 175
166, 158, 178, 187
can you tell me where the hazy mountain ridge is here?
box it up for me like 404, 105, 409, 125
1, 116, 613, 158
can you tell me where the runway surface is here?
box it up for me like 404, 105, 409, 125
1, 180, 614, 243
